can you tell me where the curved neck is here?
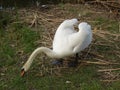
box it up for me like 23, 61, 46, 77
23, 47, 59, 71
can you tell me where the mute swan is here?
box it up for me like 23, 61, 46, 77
21, 18, 92, 76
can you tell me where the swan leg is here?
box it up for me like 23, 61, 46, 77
51, 59, 63, 66
75, 53, 79, 64
68, 53, 79, 67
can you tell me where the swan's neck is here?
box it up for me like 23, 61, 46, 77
22, 47, 59, 71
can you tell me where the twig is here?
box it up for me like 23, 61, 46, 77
104, 2, 120, 9
116, 54, 120, 58
84, 44, 92, 59
51, 67, 68, 70
100, 79, 120, 82
99, 31, 120, 37
93, 43, 113, 47
94, 33, 114, 43
82, 51, 104, 58
81, 61, 119, 65
94, 58, 111, 63
30, 13, 38, 27
47, 33, 53, 43
98, 68, 120, 72
100, 1, 111, 11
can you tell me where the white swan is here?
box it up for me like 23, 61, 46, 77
21, 18, 92, 76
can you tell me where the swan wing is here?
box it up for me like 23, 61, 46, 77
68, 30, 92, 53
73, 34, 92, 53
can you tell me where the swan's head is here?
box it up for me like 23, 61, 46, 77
21, 63, 30, 77
61, 18, 79, 28
78, 22, 91, 31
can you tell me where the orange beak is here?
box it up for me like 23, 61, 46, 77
21, 69, 25, 77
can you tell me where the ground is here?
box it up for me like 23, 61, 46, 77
0, 3, 120, 90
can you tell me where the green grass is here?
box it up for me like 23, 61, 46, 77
93, 17, 119, 33
0, 7, 120, 90
1, 65, 104, 90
